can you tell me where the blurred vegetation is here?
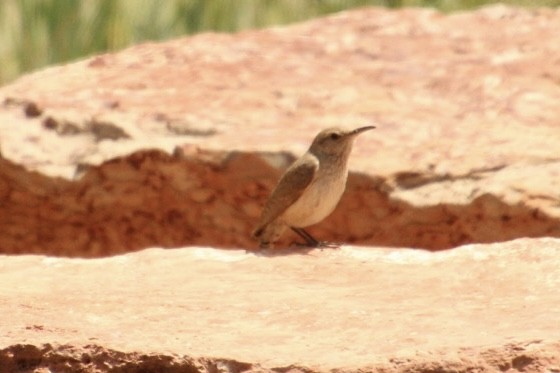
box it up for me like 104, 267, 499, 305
0, 0, 558, 85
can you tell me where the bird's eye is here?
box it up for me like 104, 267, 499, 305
330, 133, 341, 140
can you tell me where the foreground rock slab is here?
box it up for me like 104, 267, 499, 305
1, 238, 559, 372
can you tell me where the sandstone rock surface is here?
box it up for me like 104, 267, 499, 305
1, 238, 560, 372
1, 7, 560, 370
1, 6, 560, 256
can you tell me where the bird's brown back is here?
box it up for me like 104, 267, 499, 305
252, 153, 318, 237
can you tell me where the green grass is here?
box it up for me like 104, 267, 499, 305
0, 0, 558, 86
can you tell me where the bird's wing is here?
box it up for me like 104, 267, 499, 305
253, 154, 318, 237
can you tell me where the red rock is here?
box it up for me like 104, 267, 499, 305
0, 5, 559, 370
1, 6, 559, 256
1, 238, 560, 371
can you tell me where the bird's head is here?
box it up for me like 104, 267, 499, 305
309, 126, 375, 158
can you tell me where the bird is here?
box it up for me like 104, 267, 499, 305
253, 125, 375, 249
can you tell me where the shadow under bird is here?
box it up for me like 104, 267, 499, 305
253, 125, 375, 249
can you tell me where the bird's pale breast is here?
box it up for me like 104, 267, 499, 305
280, 164, 348, 227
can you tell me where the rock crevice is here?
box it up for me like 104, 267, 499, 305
1, 149, 559, 256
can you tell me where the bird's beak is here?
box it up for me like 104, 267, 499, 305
349, 125, 376, 136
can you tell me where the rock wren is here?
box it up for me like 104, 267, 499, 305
253, 126, 375, 249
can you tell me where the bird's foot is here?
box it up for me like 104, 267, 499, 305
290, 227, 340, 249
292, 241, 340, 249
316, 241, 341, 249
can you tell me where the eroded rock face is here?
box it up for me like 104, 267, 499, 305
1, 239, 560, 372
1, 149, 559, 256
1, 5, 560, 256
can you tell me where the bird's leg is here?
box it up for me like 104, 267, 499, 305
291, 227, 319, 246
290, 227, 340, 249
